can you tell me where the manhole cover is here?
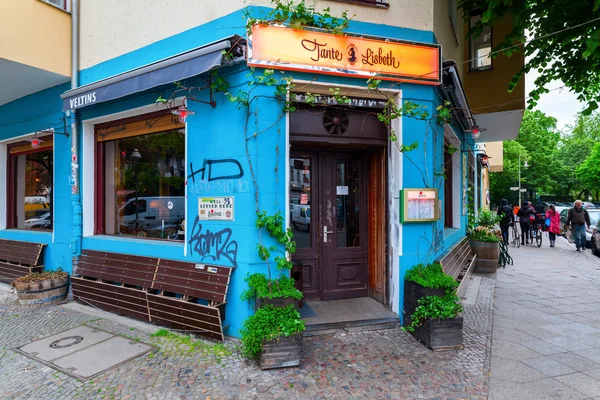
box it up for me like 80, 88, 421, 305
16, 325, 153, 380
50, 336, 84, 348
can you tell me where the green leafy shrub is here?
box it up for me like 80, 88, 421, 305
476, 208, 501, 228
404, 294, 463, 332
239, 305, 305, 359
405, 262, 458, 293
240, 273, 303, 301
469, 226, 501, 243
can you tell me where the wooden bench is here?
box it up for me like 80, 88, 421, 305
436, 237, 476, 298
71, 250, 234, 341
0, 239, 46, 283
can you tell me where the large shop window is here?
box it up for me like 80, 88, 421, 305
469, 15, 492, 71
95, 112, 185, 240
7, 138, 54, 231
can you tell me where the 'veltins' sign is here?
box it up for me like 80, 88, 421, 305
248, 25, 441, 84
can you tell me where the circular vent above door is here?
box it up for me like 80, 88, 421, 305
322, 108, 349, 135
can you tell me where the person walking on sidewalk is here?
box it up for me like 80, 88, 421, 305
517, 201, 535, 245
497, 199, 514, 243
546, 204, 561, 247
566, 200, 591, 251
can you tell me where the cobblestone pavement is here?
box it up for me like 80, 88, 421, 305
489, 236, 600, 400
0, 272, 494, 400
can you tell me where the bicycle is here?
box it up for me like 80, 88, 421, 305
530, 223, 543, 247
511, 223, 521, 248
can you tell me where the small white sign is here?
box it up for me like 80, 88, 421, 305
194, 263, 205, 270
207, 267, 218, 273
337, 186, 349, 196
198, 196, 234, 221
167, 201, 174, 210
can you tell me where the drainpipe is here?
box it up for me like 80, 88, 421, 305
69, 0, 82, 290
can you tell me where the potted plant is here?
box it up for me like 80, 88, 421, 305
403, 262, 458, 326
240, 304, 305, 369
239, 211, 305, 369
11, 269, 69, 306
468, 208, 502, 273
404, 293, 463, 351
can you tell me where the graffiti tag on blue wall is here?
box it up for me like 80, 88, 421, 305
188, 216, 238, 267
188, 159, 244, 183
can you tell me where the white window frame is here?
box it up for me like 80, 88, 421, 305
81, 99, 186, 249
0, 132, 56, 241
469, 15, 492, 71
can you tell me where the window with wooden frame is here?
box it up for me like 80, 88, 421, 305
6, 136, 54, 231
94, 111, 186, 240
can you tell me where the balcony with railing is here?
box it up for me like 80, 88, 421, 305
0, 0, 71, 107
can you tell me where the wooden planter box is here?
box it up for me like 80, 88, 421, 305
13, 275, 69, 306
411, 316, 463, 351
260, 334, 302, 370
469, 240, 500, 273
403, 280, 446, 326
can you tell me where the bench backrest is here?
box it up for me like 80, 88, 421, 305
78, 250, 233, 304
437, 237, 473, 282
0, 239, 45, 266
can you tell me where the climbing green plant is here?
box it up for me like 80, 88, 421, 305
240, 273, 302, 301
244, 0, 353, 34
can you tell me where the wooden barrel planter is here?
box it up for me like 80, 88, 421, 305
13, 275, 69, 306
469, 240, 500, 273
260, 334, 302, 370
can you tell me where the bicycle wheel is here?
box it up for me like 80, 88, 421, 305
513, 226, 520, 248
536, 228, 542, 247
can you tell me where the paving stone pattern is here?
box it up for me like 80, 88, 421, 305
489, 236, 600, 400
0, 270, 495, 399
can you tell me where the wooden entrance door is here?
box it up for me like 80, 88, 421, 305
290, 151, 368, 301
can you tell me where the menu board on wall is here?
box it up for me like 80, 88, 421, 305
400, 189, 440, 223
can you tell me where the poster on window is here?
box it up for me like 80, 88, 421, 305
462, 154, 468, 215
198, 197, 234, 221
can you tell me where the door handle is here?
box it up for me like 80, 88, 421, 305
144, 216, 156, 220
323, 226, 333, 243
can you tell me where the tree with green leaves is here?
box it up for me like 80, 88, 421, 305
576, 142, 600, 200
490, 110, 565, 204
459, 0, 600, 114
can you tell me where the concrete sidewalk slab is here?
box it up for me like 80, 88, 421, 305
490, 237, 600, 400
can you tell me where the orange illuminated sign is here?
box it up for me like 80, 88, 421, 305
247, 25, 441, 84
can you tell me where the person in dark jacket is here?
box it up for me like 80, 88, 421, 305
566, 200, 591, 251
517, 201, 535, 245
497, 199, 514, 243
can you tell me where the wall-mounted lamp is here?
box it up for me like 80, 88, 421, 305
171, 105, 196, 124
466, 125, 487, 140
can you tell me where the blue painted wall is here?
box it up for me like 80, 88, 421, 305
0, 7, 476, 336
0, 83, 74, 273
